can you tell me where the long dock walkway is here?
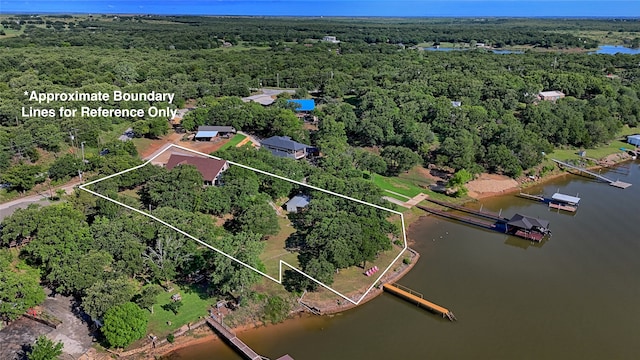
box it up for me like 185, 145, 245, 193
383, 283, 456, 321
424, 198, 508, 221
207, 317, 263, 360
416, 205, 499, 230
552, 159, 632, 188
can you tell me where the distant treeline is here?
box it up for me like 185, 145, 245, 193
6, 16, 639, 49
2, 17, 640, 182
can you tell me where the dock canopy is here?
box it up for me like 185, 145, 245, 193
551, 193, 581, 205
507, 214, 550, 231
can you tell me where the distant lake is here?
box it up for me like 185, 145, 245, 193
419, 47, 524, 54
590, 45, 640, 55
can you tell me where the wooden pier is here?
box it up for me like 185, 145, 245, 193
383, 283, 456, 321
416, 205, 498, 230
518, 193, 545, 202
424, 198, 508, 221
206, 316, 293, 360
417, 203, 550, 242
552, 159, 632, 189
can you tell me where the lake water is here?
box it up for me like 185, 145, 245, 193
168, 160, 640, 360
420, 45, 640, 55
590, 45, 640, 55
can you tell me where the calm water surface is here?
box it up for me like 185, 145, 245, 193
590, 45, 640, 55
169, 161, 640, 360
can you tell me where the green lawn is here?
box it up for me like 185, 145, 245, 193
371, 173, 426, 200
260, 216, 299, 277
549, 126, 639, 162
216, 134, 247, 152
551, 140, 630, 162
147, 285, 213, 337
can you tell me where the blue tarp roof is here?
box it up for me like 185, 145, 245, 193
287, 99, 315, 111
195, 130, 219, 138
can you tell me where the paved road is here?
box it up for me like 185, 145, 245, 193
0, 292, 94, 360
0, 181, 80, 221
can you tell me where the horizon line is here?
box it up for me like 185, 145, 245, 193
2, 12, 640, 20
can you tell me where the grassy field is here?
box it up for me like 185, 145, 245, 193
371, 173, 427, 200
549, 30, 640, 46
216, 133, 247, 152
549, 126, 639, 162
301, 246, 411, 306
131, 137, 155, 154
260, 216, 299, 277
146, 284, 213, 337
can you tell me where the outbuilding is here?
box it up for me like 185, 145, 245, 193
285, 195, 310, 213
627, 134, 640, 147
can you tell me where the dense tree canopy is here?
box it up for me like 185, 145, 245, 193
102, 302, 149, 348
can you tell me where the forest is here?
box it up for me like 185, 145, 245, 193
2, 15, 640, 349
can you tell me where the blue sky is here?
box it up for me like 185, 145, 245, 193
1, 0, 639, 17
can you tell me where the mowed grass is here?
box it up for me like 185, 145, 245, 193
371, 173, 425, 200
147, 285, 213, 337
260, 216, 299, 277
301, 245, 410, 305
549, 126, 639, 162
216, 133, 247, 152
551, 140, 630, 162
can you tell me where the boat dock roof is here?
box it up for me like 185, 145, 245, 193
551, 193, 581, 204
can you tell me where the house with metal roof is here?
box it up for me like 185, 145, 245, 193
287, 99, 315, 112
284, 195, 310, 213
166, 154, 229, 185
261, 136, 310, 159
538, 90, 565, 101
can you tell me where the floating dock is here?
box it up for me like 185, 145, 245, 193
417, 202, 550, 242
552, 159, 632, 189
518, 192, 580, 212
383, 283, 456, 321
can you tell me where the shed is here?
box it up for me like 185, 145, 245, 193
627, 134, 640, 147
196, 125, 236, 138
194, 130, 219, 139
285, 195, 310, 213
538, 91, 565, 101
287, 99, 315, 112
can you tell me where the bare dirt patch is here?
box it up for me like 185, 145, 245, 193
466, 173, 519, 199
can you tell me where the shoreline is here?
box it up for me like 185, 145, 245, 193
467, 153, 636, 201
148, 155, 637, 359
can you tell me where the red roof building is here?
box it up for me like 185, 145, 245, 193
166, 154, 229, 185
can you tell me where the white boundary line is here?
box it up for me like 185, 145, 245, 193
79, 144, 407, 305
